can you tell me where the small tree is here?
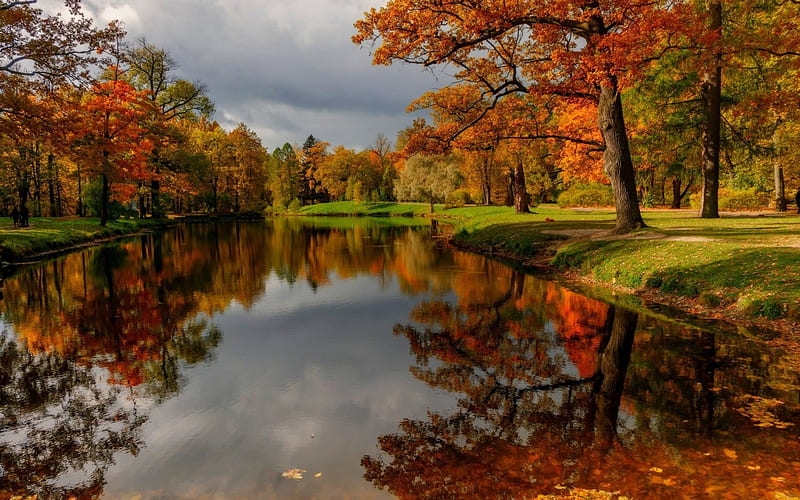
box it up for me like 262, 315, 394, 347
68, 79, 154, 226
394, 155, 463, 212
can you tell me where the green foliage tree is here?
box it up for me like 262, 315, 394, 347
394, 154, 464, 212
269, 143, 300, 207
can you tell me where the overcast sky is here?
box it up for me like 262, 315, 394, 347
77, 0, 445, 151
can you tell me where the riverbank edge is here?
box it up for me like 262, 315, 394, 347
449, 225, 800, 339
449, 233, 800, 338
0, 213, 264, 269
295, 202, 800, 337
0, 219, 175, 268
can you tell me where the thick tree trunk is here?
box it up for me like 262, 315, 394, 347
512, 158, 530, 214
700, 0, 722, 218
597, 84, 645, 232
671, 178, 682, 209
594, 307, 638, 452
504, 172, 514, 207
774, 165, 786, 212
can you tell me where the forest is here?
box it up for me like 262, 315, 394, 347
1, 0, 799, 232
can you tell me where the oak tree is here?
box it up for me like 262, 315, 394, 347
354, 0, 690, 231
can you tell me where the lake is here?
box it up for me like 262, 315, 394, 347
1, 218, 798, 499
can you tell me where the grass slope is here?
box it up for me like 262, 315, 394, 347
0, 217, 165, 263
296, 201, 434, 217
299, 202, 800, 323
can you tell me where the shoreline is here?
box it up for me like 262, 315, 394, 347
448, 222, 800, 338
0, 214, 261, 272
2, 208, 798, 339
297, 202, 800, 339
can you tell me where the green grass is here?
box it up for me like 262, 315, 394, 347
280, 215, 429, 230
296, 201, 436, 217
300, 202, 800, 322
0, 217, 166, 263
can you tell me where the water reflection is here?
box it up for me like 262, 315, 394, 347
1, 230, 226, 498
370, 272, 800, 499
0, 219, 797, 498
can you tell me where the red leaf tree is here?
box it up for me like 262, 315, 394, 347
67, 77, 154, 225
354, 0, 695, 231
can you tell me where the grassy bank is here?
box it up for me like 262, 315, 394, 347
0, 217, 168, 264
297, 200, 435, 217
297, 202, 800, 326
452, 205, 800, 325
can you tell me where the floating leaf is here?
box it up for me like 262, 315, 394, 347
282, 468, 306, 480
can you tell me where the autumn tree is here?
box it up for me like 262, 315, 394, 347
0, 0, 121, 219
124, 38, 213, 218
299, 134, 329, 204
187, 119, 231, 212
371, 133, 397, 201
227, 123, 268, 212
68, 77, 154, 225
0, 0, 121, 86
353, 0, 697, 231
316, 145, 363, 201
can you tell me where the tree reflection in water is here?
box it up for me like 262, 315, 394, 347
0, 234, 223, 498
369, 270, 800, 499
0, 335, 145, 498
0, 220, 798, 498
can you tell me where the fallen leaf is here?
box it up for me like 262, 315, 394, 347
282, 468, 306, 480
314, 472, 323, 478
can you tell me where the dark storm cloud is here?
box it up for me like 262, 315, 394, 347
81, 0, 445, 148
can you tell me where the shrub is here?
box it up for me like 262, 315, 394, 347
267, 200, 288, 215
445, 189, 472, 208
689, 188, 770, 211
557, 182, 615, 208
287, 198, 303, 213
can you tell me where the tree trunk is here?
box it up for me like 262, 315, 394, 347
512, 158, 530, 214
47, 154, 57, 217
597, 84, 645, 232
151, 149, 164, 219
671, 178, 682, 209
17, 171, 29, 227
100, 172, 110, 227
594, 307, 638, 452
774, 165, 786, 212
139, 186, 147, 219
76, 166, 84, 217
151, 177, 163, 218
700, 0, 722, 219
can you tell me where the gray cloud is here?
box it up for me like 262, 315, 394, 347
82, 0, 445, 149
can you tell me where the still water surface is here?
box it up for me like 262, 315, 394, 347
0, 218, 799, 499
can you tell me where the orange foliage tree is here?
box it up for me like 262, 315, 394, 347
354, 0, 700, 231
67, 77, 155, 225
